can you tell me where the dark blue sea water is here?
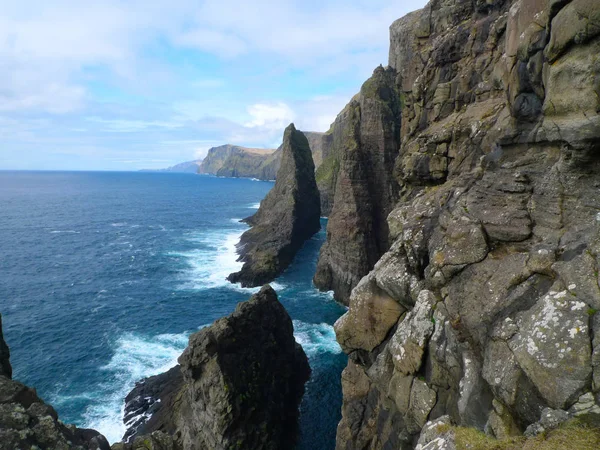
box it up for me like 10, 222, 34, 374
0, 171, 346, 449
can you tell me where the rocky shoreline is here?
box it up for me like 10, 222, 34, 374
2, 0, 600, 449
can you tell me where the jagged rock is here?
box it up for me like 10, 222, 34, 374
314, 66, 402, 304
508, 288, 592, 409
331, 0, 600, 448
0, 315, 11, 379
524, 407, 569, 437
198, 133, 328, 182
111, 431, 179, 450
122, 367, 183, 442
122, 285, 310, 450
0, 316, 110, 450
389, 291, 436, 375
415, 416, 455, 450
486, 399, 522, 439
198, 145, 277, 179
228, 124, 321, 287
334, 274, 405, 354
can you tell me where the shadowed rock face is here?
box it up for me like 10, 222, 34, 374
228, 124, 321, 287
0, 315, 11, 379
332, 0, 600, 448
121, 285, 311, 450
314, 66, 402, 305
0, 315, 110, 450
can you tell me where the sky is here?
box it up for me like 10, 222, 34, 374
0, 0, 428, 171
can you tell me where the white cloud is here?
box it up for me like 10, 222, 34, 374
86, 117, 183, 133
244, 103, 295, 130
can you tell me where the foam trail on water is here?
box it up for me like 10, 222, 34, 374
79, 332, 189, 444
293, 321, 342, 358
169, 222, 288, 294
248, 203, 261, 209
168, 228, 245, 291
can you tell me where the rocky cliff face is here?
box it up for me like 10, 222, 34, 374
198, 145, 276, 178
0, 314, 111, 450
228, 124, 321, 287
314, 66, 402, 304
120, 286, 310, 450
333, 0, 600, 448
199, 133, 327, 182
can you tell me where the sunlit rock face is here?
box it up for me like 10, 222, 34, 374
331, 0, 600, 448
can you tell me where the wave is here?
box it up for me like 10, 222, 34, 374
50, 230, 80, 234
248, 203, 261, 209
78, 332, 190, 444
293, 321, 341, 358
168, 223, 287, 294
168, 228, 245, 291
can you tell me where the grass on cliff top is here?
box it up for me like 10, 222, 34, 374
439, 420, 600, 450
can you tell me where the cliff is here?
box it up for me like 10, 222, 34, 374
0, 314, 111, 450
228, 124, 321, 287
198, 145, 276, 177
332, 0, 600, 449
119, 286, 311, 450
314, 67, 402, 304
140, 160, 202, 173
199, 133, 329, 183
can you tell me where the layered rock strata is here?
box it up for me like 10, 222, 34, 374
228, 124, 321, 287
121, 285, 311, 450
333, 0, 600, 448
198, 145, 276, 178
0, 314, 110, 450
198, 132, 328, 182
314, 66, 402, 304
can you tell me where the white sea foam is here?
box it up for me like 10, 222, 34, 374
80, 332, 189, 444
293, 321, 342, 358
248, 203, 261, 209
169, 228, 245, 291
50, 230, 80, 234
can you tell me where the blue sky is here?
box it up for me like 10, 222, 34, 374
0, 0, 427, 171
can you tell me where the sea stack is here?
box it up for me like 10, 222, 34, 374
228, 123, 321, 287
120, 285, 311, 450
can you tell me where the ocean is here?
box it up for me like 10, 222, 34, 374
0, 171, 347, 449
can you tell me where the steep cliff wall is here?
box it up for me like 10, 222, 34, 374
228, 124, 321, 287
314, 67, 402, 304
334, 0, 600, 448
198, 145, 276, 178
199, 133, 328, 182
119, 286, 310, 450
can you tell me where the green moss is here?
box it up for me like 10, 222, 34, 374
587, 308, 598, 316
438, 420, 600, 450
315, 154, 340, 186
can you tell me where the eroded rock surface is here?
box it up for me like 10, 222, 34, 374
122, 285, 310, 450
333, 0, 600, 448
228, 124, 321, 287
0, 315, 110, 450
314, 67, 402, 304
